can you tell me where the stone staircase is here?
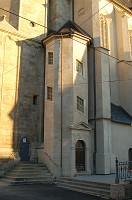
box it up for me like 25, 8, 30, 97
2, 162, 54, 185
55, 177, 111, 199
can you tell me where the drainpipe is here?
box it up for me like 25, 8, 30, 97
93, 47, 97, 174
60, 34, 63, 173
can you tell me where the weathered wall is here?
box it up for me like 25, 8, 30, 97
0, 0, 20, 29
111, 122, 132, 161
0, 11, 45, 159
0, 34, 44, 159
48, 0, 71, 31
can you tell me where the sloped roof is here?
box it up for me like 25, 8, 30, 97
111, 103, 132, 125
56, 20, 91, 39
116, 0, 132, 9
0, 15, 19, 34
45, 20, 92, 43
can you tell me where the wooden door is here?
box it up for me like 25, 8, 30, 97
75, 140, 85, 171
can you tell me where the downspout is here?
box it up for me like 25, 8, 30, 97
60, 34, 63, 173
93, 47, 96, 174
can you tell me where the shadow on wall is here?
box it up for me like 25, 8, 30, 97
8, 35, 45, 162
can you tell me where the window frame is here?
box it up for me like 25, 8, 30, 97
77, 95, 84, 113
47, 86, 53, 101
48, 52, 53, 65
76, 59, 84, 76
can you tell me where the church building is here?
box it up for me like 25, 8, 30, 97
0, 0, 132, 177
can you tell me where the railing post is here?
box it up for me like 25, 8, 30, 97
115, 157, 119, 184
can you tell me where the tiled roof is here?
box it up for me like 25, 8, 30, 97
111, 103, 132, 125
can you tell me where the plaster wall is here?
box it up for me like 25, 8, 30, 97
111, 122, 132, 161
0, 0, 20, 29
74, 0, 100, 46
118, 61, 132, 115
48, 0, 71, 31
19, 0, 48, 39
73, 37, 88, 124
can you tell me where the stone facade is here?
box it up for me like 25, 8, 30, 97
0, 0, 132, 178
0, 0, 47, 160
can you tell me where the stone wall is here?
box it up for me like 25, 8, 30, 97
0, 16, 45, 160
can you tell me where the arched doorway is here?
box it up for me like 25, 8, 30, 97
128, 148, 132, 169
75, 140, 85, 171
20, 137, 29, 161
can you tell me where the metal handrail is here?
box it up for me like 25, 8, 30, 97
44, 152, 60, 167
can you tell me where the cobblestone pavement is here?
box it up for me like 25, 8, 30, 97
0, 183, 105, 200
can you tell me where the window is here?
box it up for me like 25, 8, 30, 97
77, 96, 84, 113
48, 52, 53, 65
76, 59, 83, 76
100, 14, 108, 49
47, 86, 53, 101
33, 95, 38, 105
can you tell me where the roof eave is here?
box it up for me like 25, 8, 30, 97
107, 0, 132, 15
42, 31, 91, 46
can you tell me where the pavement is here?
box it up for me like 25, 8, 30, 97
0, 182, 105, 200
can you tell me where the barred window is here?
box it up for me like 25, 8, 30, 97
48, 52, 53, 65
76, 59, 83, 76
47, 86, 53, 101
77, 96, 84, 113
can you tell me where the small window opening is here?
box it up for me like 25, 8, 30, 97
33, 95, 38, 105
47, 86, 53, 101
48, 52, 53, 65
77, 95, 84, 113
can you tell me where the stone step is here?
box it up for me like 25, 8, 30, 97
10, 168, 49, 173
6, 173, 51, 179
8, 171, 50, 176
13, 166, 48, 170
2, 177, 53, 185
56, 178, 110, 199
2, 162, 54, 185
57, 178, 110, 189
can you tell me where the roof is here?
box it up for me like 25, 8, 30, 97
56, 20, 91, 39
116, 0, 132, 9
44, 20, 92, 43
0, 15, 19, 34
111, 103, 132, 125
